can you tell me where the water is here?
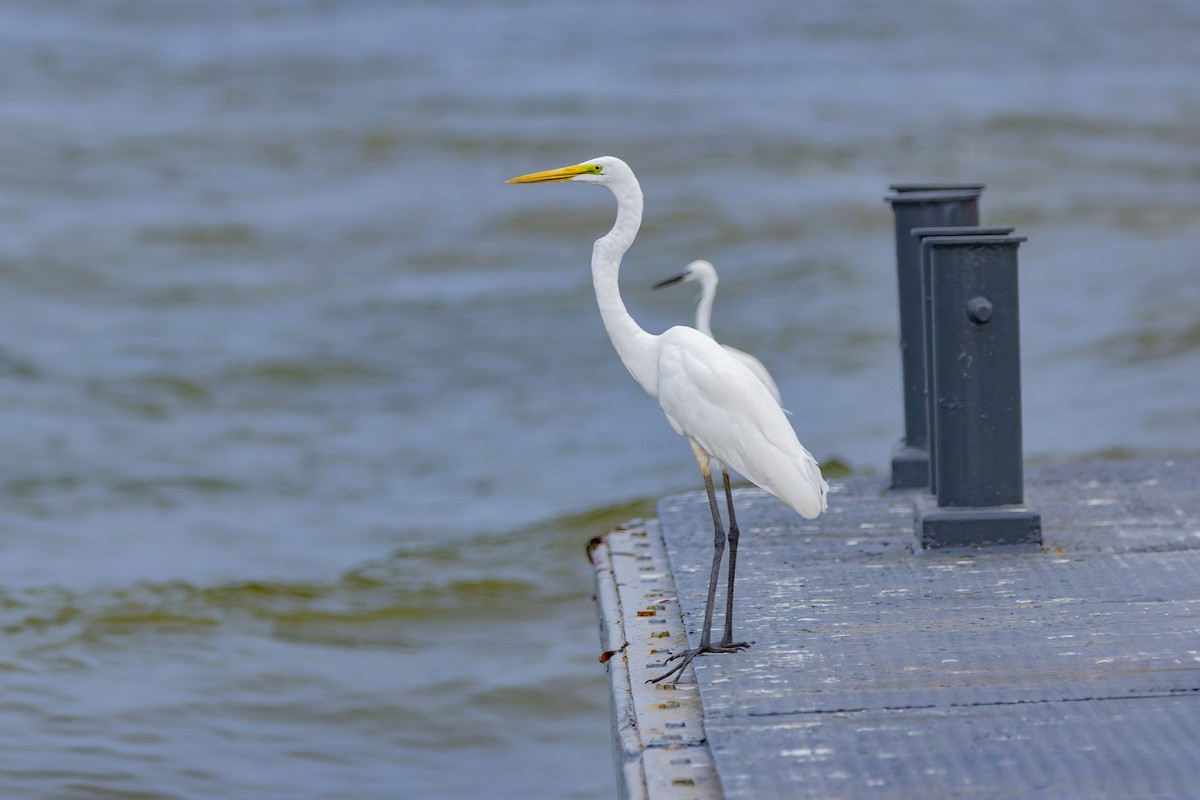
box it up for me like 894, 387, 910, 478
1, 1, 1197, 797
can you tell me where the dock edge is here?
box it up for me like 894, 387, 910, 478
590, 519, 722, 800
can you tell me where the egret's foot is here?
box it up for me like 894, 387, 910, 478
646, 641, 753, 685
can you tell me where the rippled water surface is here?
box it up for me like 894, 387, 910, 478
2, 1, 1198, 797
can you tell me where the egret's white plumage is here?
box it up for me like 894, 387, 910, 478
508, 156, 827, 682
653, 259, 783, 406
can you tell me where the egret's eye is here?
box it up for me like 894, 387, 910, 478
589, 164, 603, 174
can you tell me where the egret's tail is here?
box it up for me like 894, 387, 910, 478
779, 452, 828, 520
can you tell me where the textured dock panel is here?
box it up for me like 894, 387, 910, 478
652, 458, 1200, 798
704, 696, 1200, 799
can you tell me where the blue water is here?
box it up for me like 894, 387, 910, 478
1, 1, 1198, 797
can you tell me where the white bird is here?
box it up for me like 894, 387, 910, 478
653, 259, 783, 405
508, 156, 827, 684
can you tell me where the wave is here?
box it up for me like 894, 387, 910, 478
0, 494, 663, 653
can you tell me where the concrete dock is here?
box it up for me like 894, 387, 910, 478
591, 457, 1200, 799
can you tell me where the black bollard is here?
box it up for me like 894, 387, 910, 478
884, 188, 983, 489
916, 235, 1042, 548
890, 182, 986, 193
911, 226, 1015, 495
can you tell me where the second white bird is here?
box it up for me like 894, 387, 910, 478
653, 259, 783, 406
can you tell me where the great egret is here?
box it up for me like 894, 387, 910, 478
653, 259, 783, 405
508, 157, 828, 684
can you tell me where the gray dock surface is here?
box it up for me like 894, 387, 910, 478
594, 457, 1200, 798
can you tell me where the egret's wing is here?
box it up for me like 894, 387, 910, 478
722, 344, 783, 406
656, 328, 826, 518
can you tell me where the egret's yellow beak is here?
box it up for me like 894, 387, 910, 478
506, 163, 600, 184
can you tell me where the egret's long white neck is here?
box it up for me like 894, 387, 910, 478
592, 175, 660, 397
695, 277, 716, 339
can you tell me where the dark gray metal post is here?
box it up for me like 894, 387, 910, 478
916, 235, 1041, 548
911, 226, 1015, 495
884, 188, 983, 489
890, 182, 987, 193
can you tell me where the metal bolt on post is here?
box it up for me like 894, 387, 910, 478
883, 187, 983, 489
915, 235, 1042, 548
911, 226, 1016, 495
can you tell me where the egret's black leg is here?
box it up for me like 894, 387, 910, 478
719, 471, 752, 650
649, 447, 750, 685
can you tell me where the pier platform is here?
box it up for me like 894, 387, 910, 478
591, 457, 1200, 799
